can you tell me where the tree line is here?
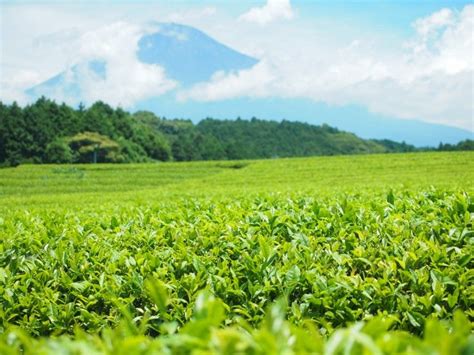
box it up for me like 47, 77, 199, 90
0, 98, 471, 166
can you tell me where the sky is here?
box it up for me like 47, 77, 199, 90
0, 0, 473, 131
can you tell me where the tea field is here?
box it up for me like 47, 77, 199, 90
0, 152, 473, 354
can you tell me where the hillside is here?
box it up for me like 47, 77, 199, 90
0, 98, 422, 166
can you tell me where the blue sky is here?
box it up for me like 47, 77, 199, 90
0, 0, 473, 131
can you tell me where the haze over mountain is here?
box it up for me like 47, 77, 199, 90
25, 22, 473, 147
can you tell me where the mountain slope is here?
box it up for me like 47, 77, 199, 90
27, 60, 107, 100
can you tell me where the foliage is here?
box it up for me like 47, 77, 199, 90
1, 189, 472, 335
44, 138, 74, 164
0, 98, 170, 165
1, 296, 472, 354
67, 131, 123, 163
0, 98, 428, 165
438, 139, 474, 152
3, 97, 470, 166
170, 118, 391, 160
370, 139, 416, 153
0, 151, 473, 208
0, 153, 473, 353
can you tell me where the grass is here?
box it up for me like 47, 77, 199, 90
0, 151, 472, 210
0, 151, 473, 354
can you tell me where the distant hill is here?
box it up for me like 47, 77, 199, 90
0, 98, 432, 166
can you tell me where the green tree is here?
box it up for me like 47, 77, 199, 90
457, 139, 474, 150
67, 132, 123, 163
1, 102, 28, 165
130, 125, 171, 161
44, 138, 74, 163
0, 101, 7, 163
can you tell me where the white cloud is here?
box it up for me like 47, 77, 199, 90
349, 5, 474, 130
0, 3, 213, 105
333, 71, 473, 130
167, 6, 217, 23
0, 69, 41, 105
181, 4, 473, 131
24, 22, 177, 107
75, 22, 178, 107
177, 60, 276, 101
414, 8, 454, 37
239, 0, 294, 26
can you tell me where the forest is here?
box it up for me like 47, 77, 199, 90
0, 97, 471, 166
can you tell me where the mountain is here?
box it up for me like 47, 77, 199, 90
27, 22, 257, 95
26, 23, 473, 147
27, 60, 106, 99
137, 23, 258, 85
